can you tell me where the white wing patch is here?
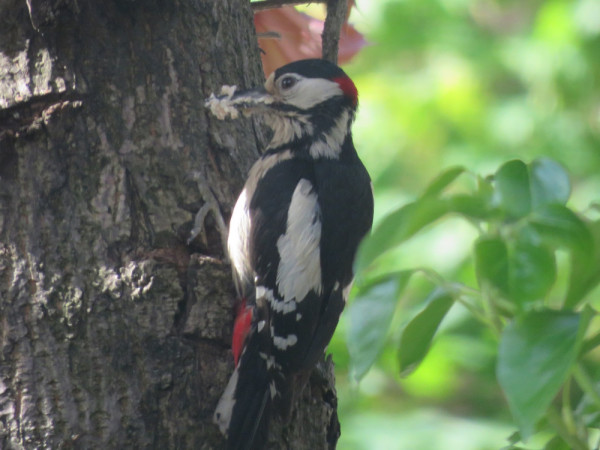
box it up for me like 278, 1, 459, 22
276, 179, 322, 303
259, 352, 281, 370
256, 285, 297, 314
272, 333, 298, 350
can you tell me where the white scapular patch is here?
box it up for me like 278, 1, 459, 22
272, 333, 298, 350
310, 109, 351, 159
269, 381, 277, 399
213, 365, 239, 435
276, 179, 323, 303
296, 313, 302, 321
228, 150, 295, 293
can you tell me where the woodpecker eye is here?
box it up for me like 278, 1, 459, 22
280, 76, 297, 90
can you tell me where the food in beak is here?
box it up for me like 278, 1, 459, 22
205, 85, 273, 120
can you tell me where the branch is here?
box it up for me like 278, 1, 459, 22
321, 0, 348, 64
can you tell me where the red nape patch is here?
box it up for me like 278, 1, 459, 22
332, 76, 358, 107
232, 298, 253, 367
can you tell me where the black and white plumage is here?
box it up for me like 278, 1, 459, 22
209, 59, 374, 450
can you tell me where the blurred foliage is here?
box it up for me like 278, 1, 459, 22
324, 0, 600, 448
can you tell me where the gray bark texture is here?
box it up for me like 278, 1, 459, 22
0, 0, 340, 448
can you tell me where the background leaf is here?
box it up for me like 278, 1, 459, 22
529, 158, 571, 210
446, 194, 491, 220
497, 310, 589, 439
348, 271, 413, 381
494, 160, 531, 219
508, 241, 556, 307
397, 288, 454, 376
421, 166, 466, 199
566, 220, 600, 308
355, 199, 449, 272
529, 204, 593, 257
333, 0, 600, 444
474, 236, 510, 296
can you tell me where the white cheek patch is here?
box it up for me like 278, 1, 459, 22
284, 77, 343, 110
276, 179, 323, 303
265, 73, 276, 94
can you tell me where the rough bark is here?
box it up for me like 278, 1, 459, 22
0, 1, 339, 448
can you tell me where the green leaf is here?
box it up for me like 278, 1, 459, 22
529, 158, 570, 210
508, 242, 556, 307
474, 236, 509, 295
544, 436, 571, 450
355, 198, 449, 272
477, 174, 494, 205
347, 271, 413, 381
494, 160, 531, 219
446, 194, 492, 220
497, 310, 590, 439
566, 219, 600, 308
397, 288, 454, 376
529, 204, 593, 256
421, 166, 466, 198
575, 376, 600, 429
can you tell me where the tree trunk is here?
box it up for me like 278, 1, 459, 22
0, 1, 340, 448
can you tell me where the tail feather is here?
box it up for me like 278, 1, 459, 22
228, 386, 271, 450
214, 336, 273, 450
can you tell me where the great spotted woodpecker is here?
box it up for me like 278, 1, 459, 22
207, 59, 373, 449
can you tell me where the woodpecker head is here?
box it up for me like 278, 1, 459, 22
207, 59, 358, 156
